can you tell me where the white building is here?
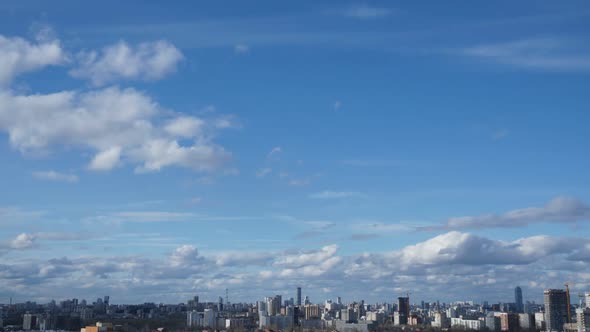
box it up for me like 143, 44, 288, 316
451, 316, 485, 330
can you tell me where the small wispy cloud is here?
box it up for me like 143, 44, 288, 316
113, 211, 195, 222
461, 38, 590, 71
341, 159, 404, 167
288, 178, 310, 186
267, 146, 282, 159
333, 100, 342, 111
349, 233, 380, 241
309, 190, 365, 199
337, 4, 393, 19
32, 170, 79, 183
234, 43, 250, 54
353, 222, 415, 233
256, 167, 272, 178
421, 196, 590, 231
492, 129, 509, 140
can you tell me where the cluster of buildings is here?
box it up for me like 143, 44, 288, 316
181, 287, 588, 332
4, 285, 590, 332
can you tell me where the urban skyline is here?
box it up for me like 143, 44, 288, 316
1, 0, 590, 307
2, 285, 590, 332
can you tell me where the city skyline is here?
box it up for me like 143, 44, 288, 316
1, 1, 590, 304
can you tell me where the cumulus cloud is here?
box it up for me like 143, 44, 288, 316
427, 196, 590, 230
32, 170, 79, 183
88, 146, 122, 171
275, 244, 339, 268
391, 231, 580, 267
10, 233, 36, 249
70, 40, 183, 86
0, 34, 66, 85
0, 87, 232, 173
1, 232, 590, 303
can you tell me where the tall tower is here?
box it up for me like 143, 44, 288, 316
398, 296, 410, 325
515, 286, 523, 313
545, 289, 568, 332
296, 287, 302, 306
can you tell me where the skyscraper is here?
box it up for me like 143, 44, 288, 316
296, 287, 302, 306
398, 297, 410, 325
515, 286, 524, 313
544, 289, 568, 332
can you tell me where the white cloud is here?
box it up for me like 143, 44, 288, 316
1, 232, 590, 303
169, 245, 200, 267
70, 40, 183, 86
267, 146, 282, 159
10, 233, 36, 249
234, 44, 250, 54
461, 38, 590, 71
275, 244, 339, 268
32, 170, 79, 183
111, 211, 195, 223
0, 87, 232, 173
0, 34, 66, 85
309, 190, 364, 199
88, 146, 122, 171
164, 116, 205, 138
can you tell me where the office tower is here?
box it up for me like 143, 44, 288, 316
586, 293, 590, 309
274, 295, 282, 314
515, 286, 524, 313
577, 308, 590, 332
297, 287, 302, 306
545, 289, 568, 332
398, 297, 410, 325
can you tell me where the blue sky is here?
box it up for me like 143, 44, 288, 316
1, 0, 590, 305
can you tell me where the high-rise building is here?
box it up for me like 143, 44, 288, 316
515, 286, 524, 313
545, 289, 569, 332
398, 297, 410, 325
576, 308, 590, 332
297, 287, 302, 306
